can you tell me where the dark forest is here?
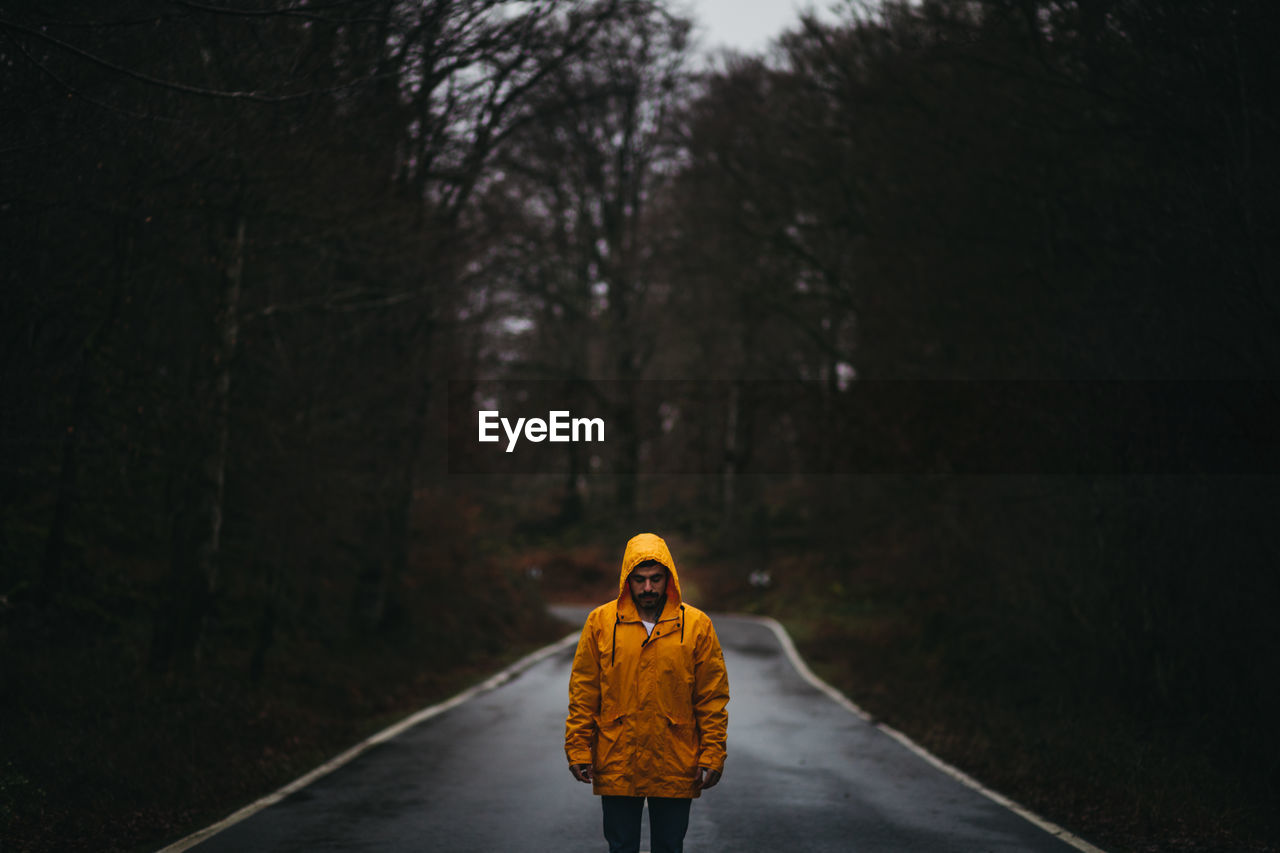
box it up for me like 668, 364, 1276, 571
2, 1, 1277, 850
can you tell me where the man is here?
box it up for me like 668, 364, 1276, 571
565, 532, 730, 853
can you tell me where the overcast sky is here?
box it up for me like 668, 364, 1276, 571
684, 0, 844, 57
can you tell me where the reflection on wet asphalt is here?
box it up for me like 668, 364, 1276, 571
186, 606, 1091, 852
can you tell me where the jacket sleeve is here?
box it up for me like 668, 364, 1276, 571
565, 614, 601, 766
692, 618, 730, 772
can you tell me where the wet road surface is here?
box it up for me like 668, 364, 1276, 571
179, 608, 1096, 852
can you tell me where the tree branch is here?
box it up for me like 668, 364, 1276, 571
0, 15, 394, 103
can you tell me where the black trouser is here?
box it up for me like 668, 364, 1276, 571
601, 795, 692, 853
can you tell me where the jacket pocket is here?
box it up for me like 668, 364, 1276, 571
661, 714, 699, 779
596, 714, 628, 774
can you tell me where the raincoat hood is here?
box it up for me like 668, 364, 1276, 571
617, 532, 683, 620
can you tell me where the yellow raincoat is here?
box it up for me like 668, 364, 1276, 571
565, 533, 730, 798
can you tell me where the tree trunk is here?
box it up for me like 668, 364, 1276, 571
151, 212, 245, 671
720, 381, 739, 534
39, 226, 128, 603
198, 213, 244, 601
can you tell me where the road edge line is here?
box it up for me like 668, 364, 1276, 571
740, 614, 1108, 853
154, 631, 581, 853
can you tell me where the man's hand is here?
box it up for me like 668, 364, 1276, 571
569, 763, 594, 784
695, 766, 722, 791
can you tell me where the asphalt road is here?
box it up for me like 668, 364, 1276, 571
176, 608, 1096, 852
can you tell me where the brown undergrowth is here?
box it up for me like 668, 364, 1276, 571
690, 543, 1279, 853
1, 573, 566, 853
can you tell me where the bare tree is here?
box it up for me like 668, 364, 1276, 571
486, 0, 694, 515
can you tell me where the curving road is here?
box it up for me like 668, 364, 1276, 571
171, 608, 1100, 852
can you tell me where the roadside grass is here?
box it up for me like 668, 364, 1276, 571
786, 613, 1265, 852
1, 586, 566, 853
693, 549, 1279, 853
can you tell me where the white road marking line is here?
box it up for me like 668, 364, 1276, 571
154, 631, 581, 853
739, 614, 1109, 853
